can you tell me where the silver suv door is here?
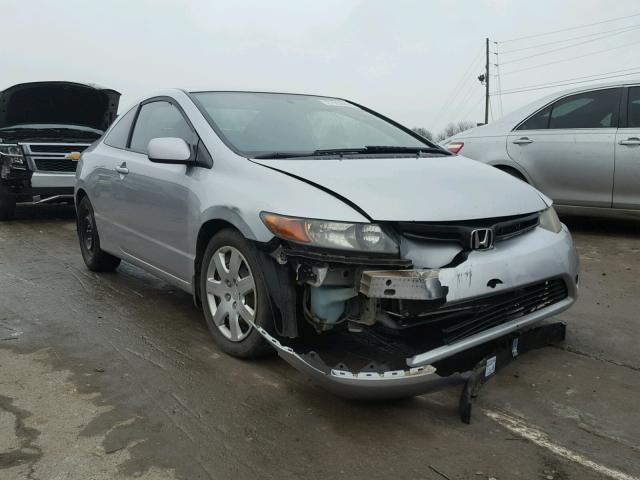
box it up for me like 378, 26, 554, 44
613, 86, 640, 210
506, 87, 621, 208
114, 99, 198, 283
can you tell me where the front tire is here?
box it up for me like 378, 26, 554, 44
77, 196, 121, 272
0, 185, 16, 221
200, 229, 273, 358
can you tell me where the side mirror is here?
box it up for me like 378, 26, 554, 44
147, 137, 192, 164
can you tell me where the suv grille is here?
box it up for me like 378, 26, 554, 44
34, 158, 77, 172
22, 143, 91, 173
29, 144, 89, 154
386, 278, 568, 344
393, 212, 540, 249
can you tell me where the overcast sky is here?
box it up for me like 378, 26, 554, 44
4, 0, 640, 134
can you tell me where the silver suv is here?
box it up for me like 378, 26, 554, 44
75, 90, 579, 400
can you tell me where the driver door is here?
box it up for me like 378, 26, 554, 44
113, 99, 198, 283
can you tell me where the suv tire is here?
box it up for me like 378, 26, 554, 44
0, 185, 16, 221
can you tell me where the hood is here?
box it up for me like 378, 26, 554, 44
0, 81, 120, 132
253, 155, 548, 222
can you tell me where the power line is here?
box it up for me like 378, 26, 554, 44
430, 46, 484, 130
497, 12, 640, 43
490, 70, 640, 96
499, 23, 640, 54
460, 94, 484, 121
508, 66, 640, 86
500, 38, 640, 75
499, 25, 640, 65
445, 80, 483, 125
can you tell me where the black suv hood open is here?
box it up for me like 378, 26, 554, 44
0, 81, 120, 132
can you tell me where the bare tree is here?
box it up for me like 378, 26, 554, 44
411, 127, 434, 141
436, 120, 476, 142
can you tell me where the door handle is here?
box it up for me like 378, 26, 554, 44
512, 137, 533, 145
619, 137, 640, 146
115, 163, 129, 175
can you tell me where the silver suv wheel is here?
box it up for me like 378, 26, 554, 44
205, 246, 257, 342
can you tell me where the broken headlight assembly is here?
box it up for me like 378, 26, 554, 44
260, 212, 399, 254
0, 144, 26, 179
538, 207, 562, 234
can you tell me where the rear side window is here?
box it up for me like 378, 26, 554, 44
628, 87, 640, 128
103, 106, 137, 149
129, 101, 196, 153
548, 88, 620, 129
517, 106, 551, 130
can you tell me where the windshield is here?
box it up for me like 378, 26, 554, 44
190, 92, 436, 157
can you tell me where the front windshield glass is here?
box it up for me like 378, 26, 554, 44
191, 92, 433, 157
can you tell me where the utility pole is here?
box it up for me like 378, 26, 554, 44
484, 37, 490, 124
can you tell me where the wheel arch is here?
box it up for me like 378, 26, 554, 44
75, 188, 88, 206
193, 211, 265, 307
490, 162, 531, 183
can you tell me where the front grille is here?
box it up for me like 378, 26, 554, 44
393, 212, 540, 249
34, 158, 77, 172
386, 278, 568, 344
22, 143, 90, 173
29, 144, 89, 154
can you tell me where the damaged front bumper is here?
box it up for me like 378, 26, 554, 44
257, 225, 579, 400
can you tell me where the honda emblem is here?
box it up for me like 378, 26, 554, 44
470, 228, 494, 250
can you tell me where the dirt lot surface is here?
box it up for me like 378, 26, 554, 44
1, 205, 639, 480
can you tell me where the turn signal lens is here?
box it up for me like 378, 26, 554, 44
260, 212, 311, 243
260, 212, 398, 253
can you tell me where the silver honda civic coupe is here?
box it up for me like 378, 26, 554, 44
75, 90, 579, 400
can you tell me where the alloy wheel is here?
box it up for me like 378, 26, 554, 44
205, 246, 257, 342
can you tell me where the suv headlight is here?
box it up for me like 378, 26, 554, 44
539, 207, 562, 233
0, 144, 26, 170
260, 212, 399, 254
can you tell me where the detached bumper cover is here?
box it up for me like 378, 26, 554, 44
255, 225, 578, 399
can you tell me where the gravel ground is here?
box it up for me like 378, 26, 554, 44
0, 205, 638, 480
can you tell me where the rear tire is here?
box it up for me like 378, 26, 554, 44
77, 196, 121, 272
0, 185, 16, 221
200, 229, 273, 358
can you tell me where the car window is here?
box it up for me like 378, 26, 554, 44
517, 106, 551, 130
628, 87, 640, 128
548, 88, 620, 129
129, 101, 196, 153
103, 106, 137, 149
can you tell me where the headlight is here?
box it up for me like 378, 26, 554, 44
0, 144, 26, 170
539, 207, 562, 233
260, 212, 399, 254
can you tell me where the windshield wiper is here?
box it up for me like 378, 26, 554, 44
253, 151, 314, 159
363, 145, 448, 154
253, 145, 448, 159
